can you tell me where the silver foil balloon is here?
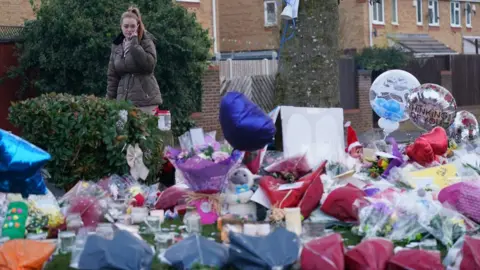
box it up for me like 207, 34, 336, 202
407, 83, 457, 131
448, 110, 479, 143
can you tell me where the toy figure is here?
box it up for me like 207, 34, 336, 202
345, 122, 366, 171
222, 167, 258, 220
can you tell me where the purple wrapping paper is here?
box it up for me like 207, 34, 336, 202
166, 147, 243, 192
382, 137, 404, 178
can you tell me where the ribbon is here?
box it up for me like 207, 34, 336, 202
185, 192, 221, 214
126, 144, 149, 181
235, 184, 250, 194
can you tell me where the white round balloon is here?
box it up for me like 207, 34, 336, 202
370, 70, 421, 122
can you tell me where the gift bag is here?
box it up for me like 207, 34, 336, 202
2, 201, 29, 239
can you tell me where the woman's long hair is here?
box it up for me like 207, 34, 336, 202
120, 6, 145, 40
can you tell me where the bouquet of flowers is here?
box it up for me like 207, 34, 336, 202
165, 134, 243, 224
165, 144, 242, 192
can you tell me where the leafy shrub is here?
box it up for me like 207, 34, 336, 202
10, 0, 211, 136
355, 46, 412, 71
9, 93, 167, 189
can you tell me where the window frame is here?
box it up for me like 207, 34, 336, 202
451, 1, 461, 27
466, 2, 472, 28
391, 0, 398, 24
372, 0, 385, 24
264, 0, 278, 27
416, 0, 423, 25
428, 0, 440, 26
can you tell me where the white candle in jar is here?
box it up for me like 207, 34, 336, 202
284, 208, 302, 236
149, 210, 165, 224
257, 224, 271, 236
243, 224, 257, 236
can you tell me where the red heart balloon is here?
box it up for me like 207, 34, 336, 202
406, 137, 435, 166
419, 127, 448, 156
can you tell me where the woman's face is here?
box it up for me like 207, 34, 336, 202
122, 17, 138, 38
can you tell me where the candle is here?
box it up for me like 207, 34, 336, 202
149, 210, 165, 224
243, 224, 257, 236
284, 208, 302, 236
257, 224, 271, 236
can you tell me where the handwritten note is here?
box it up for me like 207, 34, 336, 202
408, 164, 457, 189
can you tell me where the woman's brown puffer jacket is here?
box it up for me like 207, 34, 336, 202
106, 32, 162, 107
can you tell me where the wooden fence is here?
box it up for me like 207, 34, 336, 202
219, 59, 278, 79
451, 54, 480, 106
338, 57, 357, 109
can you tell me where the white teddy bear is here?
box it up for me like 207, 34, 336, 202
222, 167, 258, 220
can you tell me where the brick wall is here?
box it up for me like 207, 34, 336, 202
192, 64, 223, 138
0, 0, 36, 26
218, 0, 279, 52
177, 0, 218, 52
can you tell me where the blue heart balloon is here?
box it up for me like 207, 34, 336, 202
220, 92, 276, 151
0, 129, 50, 196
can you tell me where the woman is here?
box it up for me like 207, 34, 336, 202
106, 7, 162, 115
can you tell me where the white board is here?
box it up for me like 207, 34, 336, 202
280, 106, 345, 168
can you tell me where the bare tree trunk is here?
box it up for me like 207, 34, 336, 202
275, 0, 340, 107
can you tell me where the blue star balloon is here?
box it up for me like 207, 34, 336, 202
0, 129, 50, 197
220, 92, 276, 151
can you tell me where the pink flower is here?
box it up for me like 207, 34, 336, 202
212, 151, 229, 163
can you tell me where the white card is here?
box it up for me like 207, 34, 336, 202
278, 182, 304, 190
251, 187, 271, 209
413, 177, 434, 189
190, 128, 206, 146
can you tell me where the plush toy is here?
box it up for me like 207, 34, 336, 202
222, 167, 258, 220
2, 201, 29, 239
345, 122, 367, 171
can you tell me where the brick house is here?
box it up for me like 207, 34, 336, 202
216, 0, 480, 55
0, 0, 36, 26
341, 0, 480, 54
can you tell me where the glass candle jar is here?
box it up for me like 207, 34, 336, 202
66, 213, 84, 232
184, 213, 202, 235
58, 231, 76, 254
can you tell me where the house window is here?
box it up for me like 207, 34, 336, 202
264, 0, 277, 27
451, 1, 461, 27
392, 0, 398, 24
373, 0, 385, 24
428, 0, 440, 25
416, 0, 423, 25
466, 2, 472, 27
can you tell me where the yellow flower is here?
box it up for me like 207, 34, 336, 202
380, 159, 389, 170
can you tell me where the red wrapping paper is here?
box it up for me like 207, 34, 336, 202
320, 184, 366, 222
300, 233, 344, 270
259, 175, 313, 208
345, 238, 394, 270
387, 249, 443, 270
460, 235, 480, 270
298, 161, 327, 219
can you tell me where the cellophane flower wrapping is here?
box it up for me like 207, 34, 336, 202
165, 143, 243, 193
59, 181, 111, 228
355, 191, 476, 246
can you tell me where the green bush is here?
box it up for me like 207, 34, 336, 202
10, 0, 211, 136
355, 46, 412, 70
9, 93, 167, 189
